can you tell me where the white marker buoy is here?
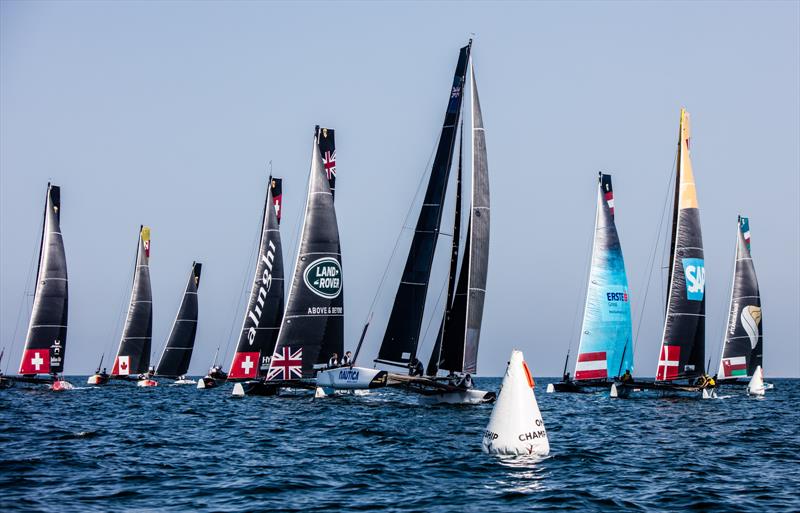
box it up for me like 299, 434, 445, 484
748, 365, 766, 396
482, 350, 549, 456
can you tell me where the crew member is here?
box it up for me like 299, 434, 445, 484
620, 369, 632, 383
328, 353, 339, 368
341, 351, 353, 366
409, 357, 424, 377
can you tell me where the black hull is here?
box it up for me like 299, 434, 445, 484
0, 378, 13, 390
613, 379, 716, 398
200, 376, 224, 389
239, 380, 281, 396
550, 380, 611, 394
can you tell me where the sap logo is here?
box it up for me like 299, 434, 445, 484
338, 369, 359, 382
606, 292, 629, 302
682, 258, 705, 301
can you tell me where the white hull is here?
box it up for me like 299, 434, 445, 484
172, 379, 196, 385
418, 388, 495, 405
137, 379, 158, 387
232, 383, 244, 397
86, 374, 108, 385
315, 367, 387, 391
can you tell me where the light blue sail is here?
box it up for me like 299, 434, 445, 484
573, 174, 633, 381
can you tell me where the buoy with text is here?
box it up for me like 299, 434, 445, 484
482, 350, 549, 456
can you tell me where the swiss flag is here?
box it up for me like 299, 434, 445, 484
228, 352, 259, 379
19, 348, 50, 374
113, 355, 131, 376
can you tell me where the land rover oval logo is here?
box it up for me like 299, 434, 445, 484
303, 257, 342, 299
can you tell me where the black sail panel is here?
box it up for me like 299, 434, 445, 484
439, 222, 470, 372
318, 128, 337, 201
18, 184, 68, 376
717, 217, 762, 379
228, 176, 285, 380
657, 110, 705, 382
376, 42, 471, 368
267, 128, 343, 380
155, 262, 202, 378
112, 226, 153, 376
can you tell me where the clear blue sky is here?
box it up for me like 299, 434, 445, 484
1, 1, 798, 377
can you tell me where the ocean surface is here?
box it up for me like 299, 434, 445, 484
1, 377, 798, 512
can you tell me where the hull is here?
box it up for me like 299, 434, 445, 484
86, 374, 110, 386
197, 376, 224, 389
0, 377, 14, 390
417, 388, 496, 405
172, 378, 196, 385
136, 379, 158, 387
315, 367, 388, 390
231, 380, 280, 397
611, 380, 716, 399
546, 380, 610, 394
51, 380, 74, 391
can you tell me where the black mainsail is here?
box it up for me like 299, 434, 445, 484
436, 66, 490, 375
18, 184, 68, 377
717, 216, 762, 379
266, 127, 343, 380
318, 127, 337, 201
112, 226, 153, 376
656, 109, 706, 382
228, 176, 285, 380
155, 262, 202, 378
376, 42, 471, 369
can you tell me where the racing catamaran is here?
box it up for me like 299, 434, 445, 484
155, 262, 202, 384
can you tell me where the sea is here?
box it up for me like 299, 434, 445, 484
1, 377, 798, 512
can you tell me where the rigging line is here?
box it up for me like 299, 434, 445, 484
106, 240, 139, 362
711, 232, 738, 375
5, 233, 39, 375
632, 150, 678, 356
566, 181, 598, 362
417, 277, 449, 365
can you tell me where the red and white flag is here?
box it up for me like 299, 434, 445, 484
574, 351, 607, 380
266, 347, 303, 381
19, 349, 50, 374
229, 351, 259, 379
657, 345, 680, 381
113, 355, 131, 376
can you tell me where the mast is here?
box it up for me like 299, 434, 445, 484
228, 175, 285, 380
717, 216, 762, 379
18, 184, 68, 376
155, 262, 202, 378
266, 126, 343, 380
375, 41, 471, 369
572, 173, 633, 381
656, 109, 706, 382
112, 226, 153, 376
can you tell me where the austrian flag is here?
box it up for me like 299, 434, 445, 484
656, 345, 680, 381
574, 352, 607, 380
266, 347, 303, 381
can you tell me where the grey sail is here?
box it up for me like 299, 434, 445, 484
112, 226, 153, 376
155, 262, 202, 378
437, 64, 490, 375
266, 127, 343, 380
18, 184, 68, 376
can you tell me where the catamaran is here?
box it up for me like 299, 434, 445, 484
234, 126, 346, 397
7, 184, 72, 391
315, 41, 494, 404
612, 109, 715, 399
549, 173, 633, 393
154, 262, 202, 385
198, 175, 285, 390
90, 226, 155, 387
716, 216, 770, 395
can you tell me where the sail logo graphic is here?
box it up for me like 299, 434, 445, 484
682, 258, 705, 301
303, 257, 342, 299
246, 240, 277, 345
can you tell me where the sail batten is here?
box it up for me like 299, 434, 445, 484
656, 109, 706, 382
717, 216, 762, 380
228, 176, 285, 380
18, 184, 68, 376
155, 262, 202, 378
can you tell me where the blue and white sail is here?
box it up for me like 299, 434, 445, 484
573, 173, 633, 381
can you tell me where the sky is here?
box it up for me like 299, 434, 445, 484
1, 1, 798, 377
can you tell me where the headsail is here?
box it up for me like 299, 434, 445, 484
112, 226, 153, 376
435, 63, 490, 375
266, 127, 343, 380
376, 42, 471, 369
573, 173, 632, 381
18, 184, 68, 376
228, 176, 285, 380
717, 216, 762, 379
656, 109, 706, 382
155, 262, 202, 378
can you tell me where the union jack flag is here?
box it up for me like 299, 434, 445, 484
266, 346, 303, 381
322, 150, 336, 180
451, 85, 461, 98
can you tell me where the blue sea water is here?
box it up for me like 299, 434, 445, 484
1, 377, 798, 512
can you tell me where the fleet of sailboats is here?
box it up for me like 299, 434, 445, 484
1, 43, 776, 404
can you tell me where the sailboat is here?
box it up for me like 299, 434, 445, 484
612, 109, 715, 398
9, 184, 72, 391
102, 226, 155, 387
198, 175, 284, 390
716, 216, 770, 393
317, 41, 494, 404
234, 126, 345, 397
155, 262, 202, 384
549, 173, 633, 393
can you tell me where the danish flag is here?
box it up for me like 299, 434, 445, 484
656, 345, 680, 381
266, 346, 303, 381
